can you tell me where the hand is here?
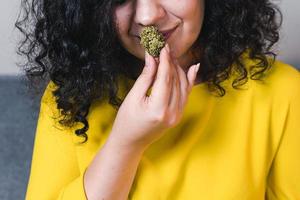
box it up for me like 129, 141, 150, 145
109, 43, 201, 150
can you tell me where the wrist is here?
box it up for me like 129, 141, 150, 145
104, 134, 148, 157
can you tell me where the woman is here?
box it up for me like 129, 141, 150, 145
15, 0, 300, 199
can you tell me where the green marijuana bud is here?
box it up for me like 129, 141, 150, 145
140, 26, 166, 57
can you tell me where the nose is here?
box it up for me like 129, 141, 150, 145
134, 0, 165, 27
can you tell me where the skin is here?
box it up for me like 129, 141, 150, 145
110, 0, 206, 146
114, 0, 205, 77
83, 1, 204, 199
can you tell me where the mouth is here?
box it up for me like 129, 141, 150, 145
136, 25, 178, 41
160, 26, 178, 41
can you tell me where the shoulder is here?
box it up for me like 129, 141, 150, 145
39, 80, 61, 119
270, 60, 299, 92
239, 51, 300, 85
38, 81, 83, 134
245, 59, 300, 98
41, 80, 58, 107
269, 60, 300, 85
270, 60, 300, 103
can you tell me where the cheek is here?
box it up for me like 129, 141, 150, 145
186, 1, 204, 34
170, 0, 204, 55
171, 0, 203, 18
114, 8, 132, 37
114, 7, 139, 56
170, 0, 204, 38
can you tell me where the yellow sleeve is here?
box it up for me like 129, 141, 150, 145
266, 71, 300, 199
25, 82, 88, 200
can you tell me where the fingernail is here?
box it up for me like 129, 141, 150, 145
195, 63, 200, 73
165, 43, 170, 53
145, 51, 150, 67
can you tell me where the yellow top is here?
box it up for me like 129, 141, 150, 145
25, 59, 300, 200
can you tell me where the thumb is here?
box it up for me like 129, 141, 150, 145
130, 51, 157, 100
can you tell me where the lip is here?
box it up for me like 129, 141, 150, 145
136, 25, 178, 40
160, 26, 178, 40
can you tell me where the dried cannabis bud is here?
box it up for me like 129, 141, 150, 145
140, 26, 166, 57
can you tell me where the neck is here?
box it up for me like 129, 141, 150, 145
177, 47, 203, 85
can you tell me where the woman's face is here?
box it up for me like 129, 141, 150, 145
114, 0, 205, 70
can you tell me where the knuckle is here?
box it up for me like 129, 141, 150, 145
151, 110, 168, 123
157, 74, 172, 85
164, 75, 172, 84
166, 116, 179, 127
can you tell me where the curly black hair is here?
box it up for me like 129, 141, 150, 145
14, 0, 282, 143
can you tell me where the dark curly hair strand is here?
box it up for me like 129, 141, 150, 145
14, 0, 282, 143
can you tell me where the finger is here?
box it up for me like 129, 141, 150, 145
170, 51, 189, 111
150, 43, 173, 110
187, 63, 201, 92
169, 50, 181, 112
129, 51, 158, 100
167, 60, 180, 113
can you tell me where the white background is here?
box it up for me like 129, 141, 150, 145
0, 0, 299, 75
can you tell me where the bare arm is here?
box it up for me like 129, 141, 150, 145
83, 134, 146, 200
